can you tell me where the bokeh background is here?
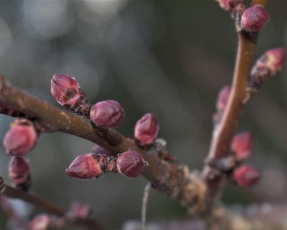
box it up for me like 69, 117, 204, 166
0, 0, 287, 229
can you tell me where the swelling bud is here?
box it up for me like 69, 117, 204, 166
250, 48, 286, 88
66, 154, 102, 179
90, 100, 124, 128
231, 132, 254, 161
241, 5, 269, 32
134, 113, 159, 145
3, 119, 38, 156
117, 150, 147, 179
233, 165, 260, 187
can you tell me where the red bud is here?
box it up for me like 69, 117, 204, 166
134, 113, 159, 145
250, 48, 286, 88
51, 74, 82, 106
8, 156, 30, 185
216, 85, 231, 114
117, 150, 147, 179
231, 132, 254, 161
3, 121, 37, 156
241, 5, 269, 32
68, 202, 91, 219
234, 165, 260, 187
66, 154, 102, 179
90, 100, 124, 128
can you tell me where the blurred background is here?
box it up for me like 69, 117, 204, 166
0, 0, 287, 229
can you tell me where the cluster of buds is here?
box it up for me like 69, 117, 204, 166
51, 74, 91, 117
250, 48, 286, 88
67, 202, 91, 220
3, 119, 38, 156
8, 156, 31, 191
66, 147, 147, 180
29, 214, 65, 230
230, 132, 260, 187
134, 113, 159, 146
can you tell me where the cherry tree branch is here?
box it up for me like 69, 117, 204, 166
0, 175, 109, 230
0, 75, 206, 214
203, 1, 269, 199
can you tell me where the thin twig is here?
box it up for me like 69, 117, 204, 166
141, 183, 151, 230
0, 175, 109, 230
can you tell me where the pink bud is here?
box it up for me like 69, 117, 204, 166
250, 48, 286, 88
29, 214, 51, 230
231, 132, 254, 161
90, 100, 124, 128
66, 154, 102, 179
216, 85, 231, 114
117, 150, 147, 179
68, 202, 91, 219
8, 156, 30, 185
134, 113, 159, 145
51, 73, 83, 106
234, 165, 260, 187
3, 122, 37, 156
241, 5, 269, 32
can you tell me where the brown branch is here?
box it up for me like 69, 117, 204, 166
203, 1, 269, 200
0, 175, 109, 230
0, 76, 206, 214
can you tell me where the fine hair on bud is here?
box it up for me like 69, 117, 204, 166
134, 113, 159, 145
231, 132, 254, 161
233, 165, 260, 187
90, 100, 124, 128
117, 150, 147, 179
3, 119, 38, 156
241, 5, 269, 32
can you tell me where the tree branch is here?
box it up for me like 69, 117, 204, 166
0, 175, 109, 230
0, 75, 206, 214
203, 1, 268, 200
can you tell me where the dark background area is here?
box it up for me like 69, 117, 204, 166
0, 0, 287, 229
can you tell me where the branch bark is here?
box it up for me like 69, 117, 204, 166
203, 1, 268, 200
0, 76, 206, 214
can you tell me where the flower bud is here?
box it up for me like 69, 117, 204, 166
66, 154, 102, 179
90, 100, 124, 128
134, 113, 159, 145
3, 120, 38, 156
51, 74, 90, 116
216, 85, 231, 114
231, 132, 254, 161
233, 165, 260, 187
117, 150, 147, 179
250, 48, 286, 88
67, 202, 91, 220
29, 214, 51, 230
241, 5, 269, 32
8, 156, 30, 185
